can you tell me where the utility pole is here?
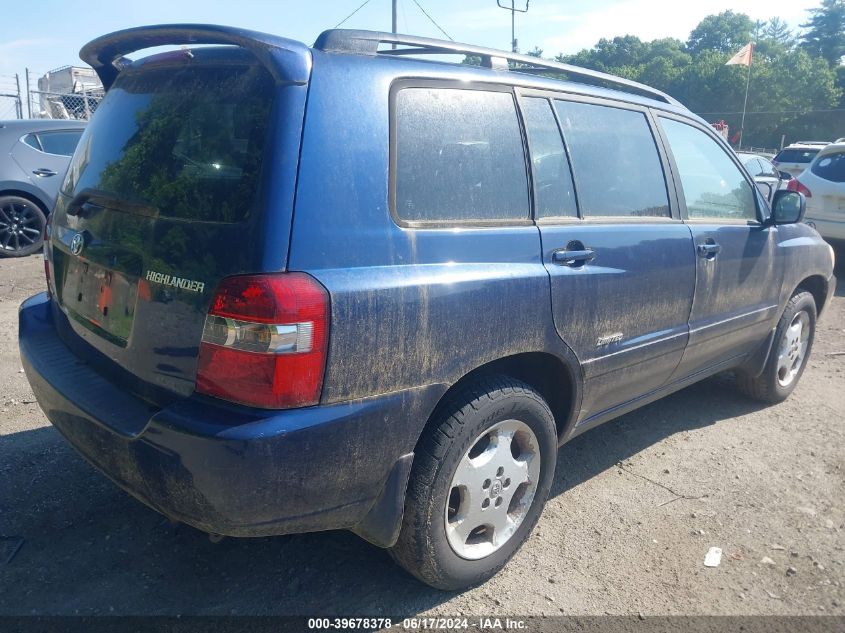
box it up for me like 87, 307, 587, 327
392, 0, 397, 49
14, 74, 22, 119
497, 0, 529, 53
25, 68, 31, 118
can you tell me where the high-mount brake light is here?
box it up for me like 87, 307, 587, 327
196, 273, 329, 409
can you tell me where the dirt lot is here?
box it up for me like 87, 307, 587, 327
0, 251, 843, 617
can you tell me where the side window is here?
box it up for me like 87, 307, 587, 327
759, 159, 778, 178
553, 100, 669, 218
520, 97, 577, 219
811, 151, 845, 183
747, 158, 765, 177
394, 87, 529, 223
37, 130, 83, 156
660, 118, 757, 221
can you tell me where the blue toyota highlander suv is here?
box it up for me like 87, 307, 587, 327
19, 25, 836, 590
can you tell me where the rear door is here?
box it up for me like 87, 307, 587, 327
48, 50, 298, 402
656, 115, 781, 379
11, 129, 83, 204
520, 92, 696, 420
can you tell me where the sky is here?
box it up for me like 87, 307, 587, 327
0, 0, 822, 82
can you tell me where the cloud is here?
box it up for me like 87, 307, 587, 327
527, 0, 818, 56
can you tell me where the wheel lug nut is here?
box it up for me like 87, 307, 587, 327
482, 479, 491, 489
503, 478, 511, 488
496, 467, 504, 477
495, 497, 503, 507
482, 498, 490, 509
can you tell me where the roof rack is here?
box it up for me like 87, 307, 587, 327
313, 29, 680, 106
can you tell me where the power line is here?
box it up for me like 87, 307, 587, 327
410, 0, 454, 40
334, 0, 374, 29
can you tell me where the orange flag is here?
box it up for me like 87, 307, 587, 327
725, 43, 753, 67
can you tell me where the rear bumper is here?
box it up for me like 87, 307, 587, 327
806, 216, 845, 241
20, 292, 442, 543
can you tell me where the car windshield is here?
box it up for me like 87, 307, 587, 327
62, 61, 274, 223
774, 148, 820, 164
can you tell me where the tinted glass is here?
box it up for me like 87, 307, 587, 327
742, 157, 764, 176
520, 97, 577, 219
395, 88, 528, 223
758, 158, 778, 178
553, 100, 669, 218
661, 118, 756, 221
63, 62, 274, 223
773, 148, 819, 164
811, 151, 845, 183
22, 133, 41, 151
38, 130, 82, 156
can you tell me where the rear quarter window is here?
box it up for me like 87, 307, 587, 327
811, 151, 845, 183
774, 148, 819, 164
393, 87, 529, 224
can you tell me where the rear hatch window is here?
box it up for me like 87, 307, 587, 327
773, 148, 820, 164
63, 60, 272, 222
50, 51, 281, 402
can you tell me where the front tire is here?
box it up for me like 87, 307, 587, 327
0, 195, 46, 258
389, 376, 557, 590
736, 290, 816, 404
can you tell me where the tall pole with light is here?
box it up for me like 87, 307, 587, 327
496, 0, 529, 53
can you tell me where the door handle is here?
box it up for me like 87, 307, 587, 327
552, 248, 596, 267
32, 168, 58, 177
697, 242, 722, 258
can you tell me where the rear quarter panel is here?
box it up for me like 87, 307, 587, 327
288, 53, 576, 432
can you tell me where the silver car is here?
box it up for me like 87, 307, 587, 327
1, 119, 86, 257
737, 151, 787, 203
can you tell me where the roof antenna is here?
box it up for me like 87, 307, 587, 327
496, 0, 529, 53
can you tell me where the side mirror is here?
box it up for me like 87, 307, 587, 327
770, 190, 806, 225
778, 170, 793, 180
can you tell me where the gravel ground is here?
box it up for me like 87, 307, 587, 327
0, 251, 843, 617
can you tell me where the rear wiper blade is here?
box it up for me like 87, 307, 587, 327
66, 189, 159, 218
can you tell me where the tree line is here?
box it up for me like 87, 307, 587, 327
524, 0, 845, 149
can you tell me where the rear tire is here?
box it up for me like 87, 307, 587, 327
389, 376, 557, 590
0, 195, 46, 258
736, 290, 816, 404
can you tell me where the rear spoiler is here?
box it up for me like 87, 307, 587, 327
80, 24, 312, 90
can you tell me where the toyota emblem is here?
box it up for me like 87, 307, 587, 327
70, 233, 85, 256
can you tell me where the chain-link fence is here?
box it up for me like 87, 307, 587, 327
27, 89, 102, 121
0, 74, 24, 120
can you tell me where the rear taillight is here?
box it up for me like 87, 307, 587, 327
787, 178, 812, 197
196, 273, 329, 409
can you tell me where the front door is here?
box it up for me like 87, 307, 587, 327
656, 116, 782, 379
519, 94, 696, 420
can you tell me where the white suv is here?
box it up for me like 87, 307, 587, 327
788, 142, 845, 241
773, 141, 829, 178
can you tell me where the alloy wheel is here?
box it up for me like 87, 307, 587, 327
445, 419, 541, 560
